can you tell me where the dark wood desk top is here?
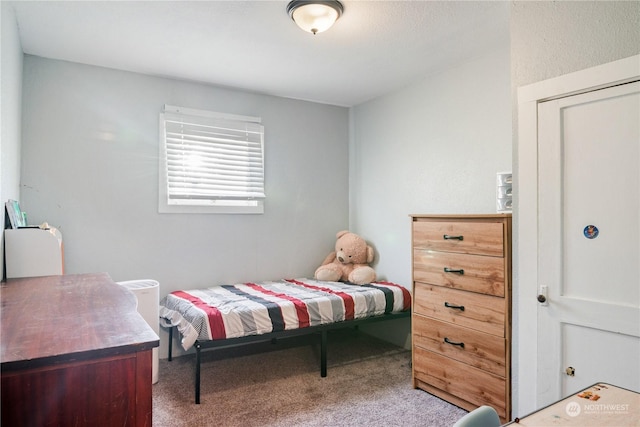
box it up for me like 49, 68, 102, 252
1, 272, 159, 371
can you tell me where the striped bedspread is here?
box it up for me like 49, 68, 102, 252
159, 278, 411, 351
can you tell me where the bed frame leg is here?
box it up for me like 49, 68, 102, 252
195, 343, 202, 404
321, 329, 327, 377
168, 327, 173, 361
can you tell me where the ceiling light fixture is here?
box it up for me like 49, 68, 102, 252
286, 1, 343, 35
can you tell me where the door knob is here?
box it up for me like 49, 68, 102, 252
537, 285, 548, 305
566, 366, 575, 376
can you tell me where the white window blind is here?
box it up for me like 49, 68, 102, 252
159, 105, 265, 214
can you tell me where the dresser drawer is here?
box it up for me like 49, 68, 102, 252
414, 348, 506, 419
413, 282, 505, 337
413, 315, 506, 377
413, 249, 505, 296
412, 220, 504, 257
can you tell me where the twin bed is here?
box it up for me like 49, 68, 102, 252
159, 277, 411, 403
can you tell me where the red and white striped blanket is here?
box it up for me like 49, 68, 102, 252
159, 278, 411, 350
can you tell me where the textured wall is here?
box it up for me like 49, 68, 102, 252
511, 0, 640, 417
511, 1, 640, 88
1, 3, 23, 280
350, 46, 511, 347
20, 56, 350, 357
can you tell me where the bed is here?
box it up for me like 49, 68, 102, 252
159, 278, 411, 403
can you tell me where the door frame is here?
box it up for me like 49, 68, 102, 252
515, 54, 640, 416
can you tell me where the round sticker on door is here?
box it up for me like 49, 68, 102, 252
584, 225, 599, 239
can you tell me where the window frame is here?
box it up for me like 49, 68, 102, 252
158, 105, 265, 214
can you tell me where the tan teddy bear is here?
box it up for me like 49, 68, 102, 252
314, 230, 377, 285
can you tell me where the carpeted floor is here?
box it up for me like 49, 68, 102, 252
152, 328, 467, 427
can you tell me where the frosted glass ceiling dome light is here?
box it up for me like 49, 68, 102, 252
287, 1, 343, 35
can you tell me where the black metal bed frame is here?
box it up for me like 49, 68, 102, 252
166, 310, 410, 404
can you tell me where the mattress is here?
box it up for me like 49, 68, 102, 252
159, 278, 411, 350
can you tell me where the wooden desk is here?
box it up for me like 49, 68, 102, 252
507, 383, 640, 426
1, 273, 159, 427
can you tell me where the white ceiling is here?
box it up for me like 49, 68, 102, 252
9, 1, 510, 107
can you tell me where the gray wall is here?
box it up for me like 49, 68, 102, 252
350, 46, 512, 347
20, 56, 350, 357
1, 3, 23, 280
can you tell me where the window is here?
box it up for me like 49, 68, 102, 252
159, 105, 265, 214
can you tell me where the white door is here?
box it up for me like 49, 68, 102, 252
536, 81, 640, 405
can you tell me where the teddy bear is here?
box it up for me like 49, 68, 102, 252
314, 230, 377, 285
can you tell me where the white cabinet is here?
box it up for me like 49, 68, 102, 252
117, 280, 160, 384
4, 228, 64, 278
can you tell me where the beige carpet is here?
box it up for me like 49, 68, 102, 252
152, 328, 467, 427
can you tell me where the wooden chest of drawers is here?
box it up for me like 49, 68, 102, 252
411, 214, 512, 422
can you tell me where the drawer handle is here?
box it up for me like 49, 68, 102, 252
443, 234, 464, 241
444, 267, 464, 275
444, 302, 465, 311
444, 337, 465, 348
